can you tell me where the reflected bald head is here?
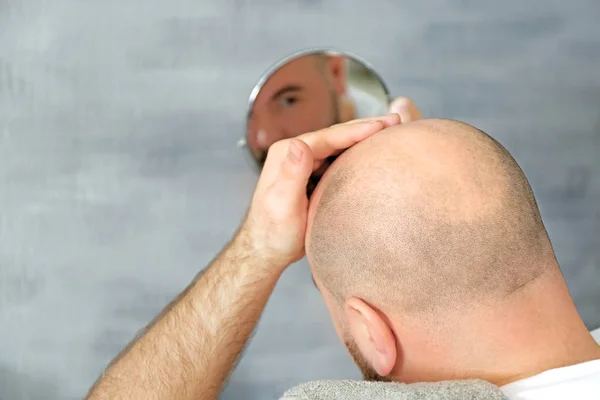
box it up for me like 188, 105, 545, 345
306, 119, 555, 316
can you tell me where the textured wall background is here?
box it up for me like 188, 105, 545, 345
0, 1, 599, 399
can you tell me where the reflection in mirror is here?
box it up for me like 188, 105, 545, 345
241, 50, 390, 196
243, 50, 390, 167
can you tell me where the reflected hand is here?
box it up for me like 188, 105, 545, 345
388, 96, 422, 123
239, 114, 402, 270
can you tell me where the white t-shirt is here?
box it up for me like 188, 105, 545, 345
500, 327, 600, 400
347, 86, 388, 119
592, 327, 600, 343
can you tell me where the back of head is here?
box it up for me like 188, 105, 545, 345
306, 119, 556, 318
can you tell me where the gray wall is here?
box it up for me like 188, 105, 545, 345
0, 1, 598, 399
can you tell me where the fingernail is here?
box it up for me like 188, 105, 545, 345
288, 140, 302, 163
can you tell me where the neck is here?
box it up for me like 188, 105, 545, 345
393, 271, 600, 386
340, 97, 356, 122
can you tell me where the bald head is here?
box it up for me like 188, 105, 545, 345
306, 119, 555, 316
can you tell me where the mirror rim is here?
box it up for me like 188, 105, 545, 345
239, 47, 392, 169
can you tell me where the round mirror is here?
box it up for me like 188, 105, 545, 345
241, 49, 391, 170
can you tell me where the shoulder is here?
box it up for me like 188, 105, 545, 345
347, 86, 388, 118
592, 327, 600, 344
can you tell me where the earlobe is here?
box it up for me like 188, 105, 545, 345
345, 297, 398, 377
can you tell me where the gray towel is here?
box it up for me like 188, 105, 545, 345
280, 379, 508, 400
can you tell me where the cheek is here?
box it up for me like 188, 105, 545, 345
306, 88, 336, 121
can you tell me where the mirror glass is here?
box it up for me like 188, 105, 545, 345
242, 49, 390, 170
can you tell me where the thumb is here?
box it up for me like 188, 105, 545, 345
388, 97, 422, 123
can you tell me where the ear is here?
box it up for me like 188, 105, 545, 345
325, 56, 347, 96
344, 297, 398, 377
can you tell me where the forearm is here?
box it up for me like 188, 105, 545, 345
86, 233, 283, 400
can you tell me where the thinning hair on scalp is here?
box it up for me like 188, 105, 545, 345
307, 119, 555, 317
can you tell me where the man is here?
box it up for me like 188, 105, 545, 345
246, 53, 418, 164
86, 116, 600, 400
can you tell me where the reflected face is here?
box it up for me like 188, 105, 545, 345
247, 54, 348, 165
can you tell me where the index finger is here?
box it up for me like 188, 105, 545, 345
298, 113, 401, 160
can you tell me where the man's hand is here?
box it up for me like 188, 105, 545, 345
85, 114, 402, 400
239, 113, 402, 269
389, 96, 422, 123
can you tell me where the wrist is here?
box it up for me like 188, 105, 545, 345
230, 228, 290, 274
